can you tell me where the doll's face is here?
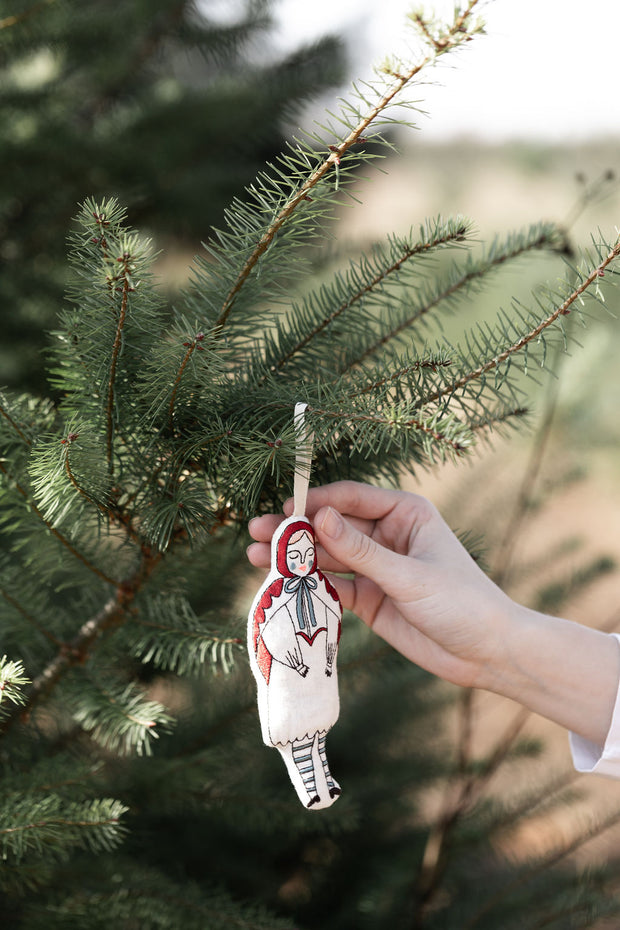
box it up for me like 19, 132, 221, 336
286, 530, 315, 577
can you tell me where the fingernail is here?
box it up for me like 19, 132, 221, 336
319, 507, 343, 540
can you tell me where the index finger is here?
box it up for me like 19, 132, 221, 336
287, 480, 405, 523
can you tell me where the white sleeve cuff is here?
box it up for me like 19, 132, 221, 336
569, 632, 620, 777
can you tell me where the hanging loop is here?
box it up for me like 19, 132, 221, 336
293, 402, 313, 517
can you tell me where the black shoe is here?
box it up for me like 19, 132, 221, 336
307, 795, 321, 808
329, 786, 341, 798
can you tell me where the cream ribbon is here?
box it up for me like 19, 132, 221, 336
293, 402, 313, 517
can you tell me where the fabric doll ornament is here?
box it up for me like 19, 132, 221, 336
247, 405, 343, 810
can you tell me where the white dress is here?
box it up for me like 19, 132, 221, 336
257, 578, 341, 746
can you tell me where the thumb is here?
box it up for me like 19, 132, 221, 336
315, 506, 403, 587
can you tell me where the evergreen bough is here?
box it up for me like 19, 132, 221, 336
2, 2, 620, 927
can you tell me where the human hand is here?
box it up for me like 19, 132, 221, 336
248, 480, 515, 692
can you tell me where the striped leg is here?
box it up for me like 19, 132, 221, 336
317, 733, 340, 798
292, 737, 320, 807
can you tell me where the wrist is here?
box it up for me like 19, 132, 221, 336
466, 591, 524, 695
482, 603, 620, 745
481, 599, 543, 697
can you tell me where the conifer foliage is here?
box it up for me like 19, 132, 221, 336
0, 0, 345, 392
2, 2, 620, 927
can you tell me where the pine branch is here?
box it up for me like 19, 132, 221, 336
473, 766, 581, 843
310, 404, 471, 456
347, 356, 453, 399
0, 587, 66, 650
349, 224, 561, 372
99, 233, 135, 470
419, 233, 620, 410
62, 433, 106, 514
0, 656, 30, 712
0, 812, 121, 841
77, 0, 191, 126
414, 702, 530, 921
409, 3, 479, 52
264, 220, 470, 380
0, 398, 31, 446
410, 11, 439, 49
528, 894, 620, 930
0, 460, 118, 587
129, 602, 242, 677
27, 866, 300, 929
464, 805, 620, 929
0, 551, 162, 737
469, 405, 529, 433
70, 679, 172, 756
167, 331, 208, 432
0, 796, 127, 864
24, 425, 147, 555
214, 1, 483, 331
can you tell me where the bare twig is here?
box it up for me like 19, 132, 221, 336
492, 376, 560, 589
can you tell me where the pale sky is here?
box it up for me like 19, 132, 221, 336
273, 0, 620, 141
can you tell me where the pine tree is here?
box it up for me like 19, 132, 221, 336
0, 0, 345, 393
2, 2, 620, 927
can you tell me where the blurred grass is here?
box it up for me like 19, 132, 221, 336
341, 138, 619, 242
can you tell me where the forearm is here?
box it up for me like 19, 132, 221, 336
486, 603, 620, 747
